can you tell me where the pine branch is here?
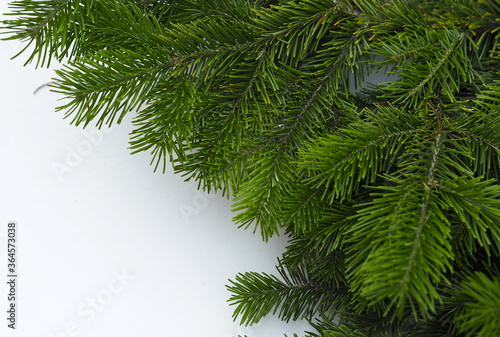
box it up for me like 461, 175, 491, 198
4, 1, 500, 335
53, 47, 174, 127
299, 106, 419, 203
348, 121, 460, 320
447, 272, 500, 337
1, 0, 93, 66
227, 262, 347, 326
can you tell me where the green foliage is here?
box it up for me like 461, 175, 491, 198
227, 262, 344, 325
3, 0, 500, 335
447, 272, 500, 337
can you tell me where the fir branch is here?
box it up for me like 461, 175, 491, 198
448, 272, 500, 337
4, 1, 500, 335
227, 262, 348, 326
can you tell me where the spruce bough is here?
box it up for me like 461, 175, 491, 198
3, 0, 500, 335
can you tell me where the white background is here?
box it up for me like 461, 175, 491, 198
0, 3, 311, 336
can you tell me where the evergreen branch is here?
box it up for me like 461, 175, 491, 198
227, 24, 372, 237
282, 213, 355, 288
440, 177, 500, 255
53, 48, 174, 127
4, 1, 500, 335
448, 272, 500, 337
1, 0, 91, 66
374, 27, 475, 107
408, 36, 461, 99
232, 145, 293, 240
129, 74, 200, 170
227, 263, 346, 326
452, 112, 500, 179
336, 309, 418, 337
227, 56, 358, 238
300, 123, 417, 202
350, 181, 454, 320
348, 128, 456, 320
280, 185, 326, 233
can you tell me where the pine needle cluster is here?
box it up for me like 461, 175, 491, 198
3, 0, 500, 335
